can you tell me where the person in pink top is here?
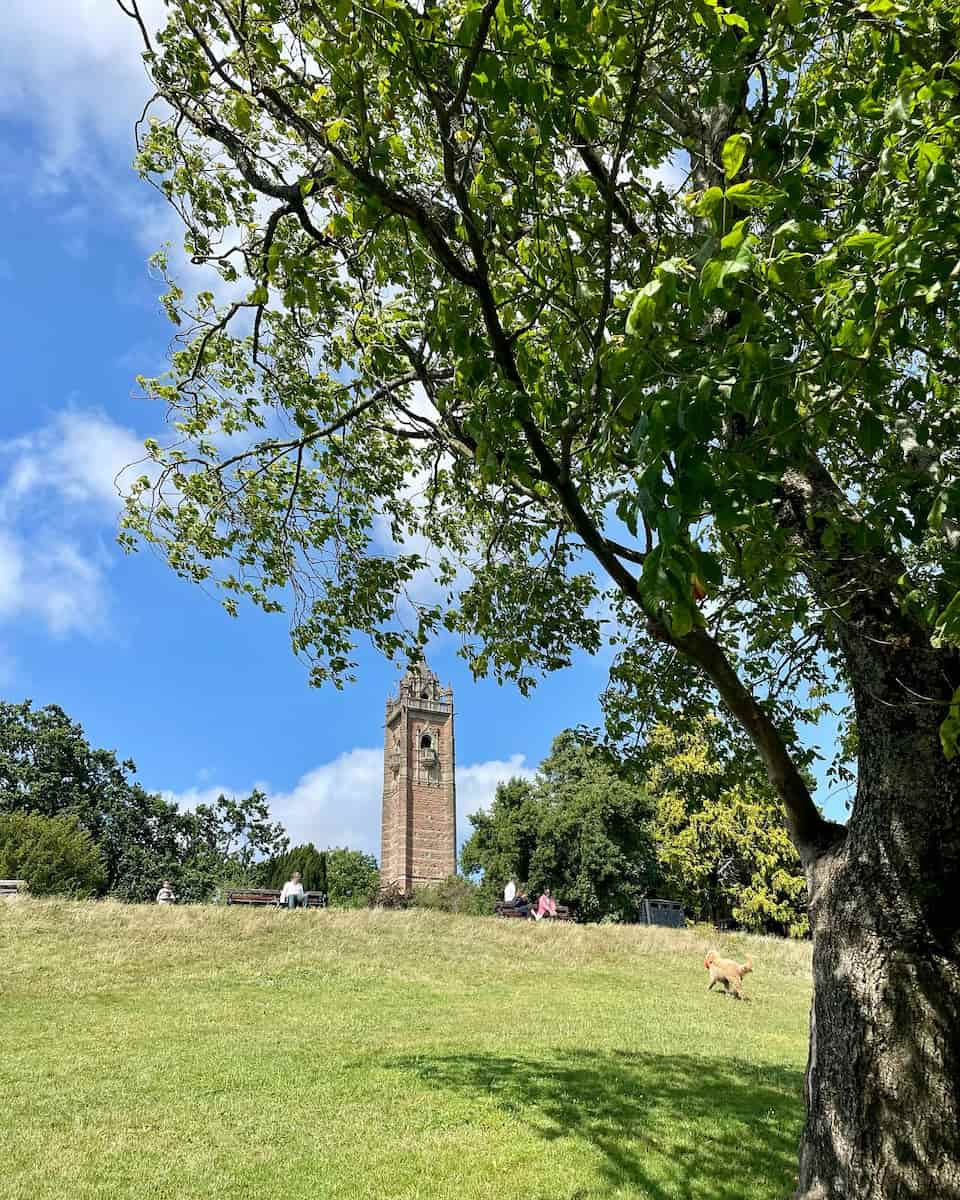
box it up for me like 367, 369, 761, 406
534, 888, 558, 920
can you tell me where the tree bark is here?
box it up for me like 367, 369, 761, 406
795, 637, 960, 1199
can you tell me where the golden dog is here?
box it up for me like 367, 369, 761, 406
704, 950, 753, 999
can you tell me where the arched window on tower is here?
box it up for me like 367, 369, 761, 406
419, 730, 439, 782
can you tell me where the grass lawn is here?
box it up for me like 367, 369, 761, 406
0, 901, 811, 1200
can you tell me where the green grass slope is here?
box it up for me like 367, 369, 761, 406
0, 901, 811, 1200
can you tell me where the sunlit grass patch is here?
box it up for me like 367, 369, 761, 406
0, 900, 810, 1199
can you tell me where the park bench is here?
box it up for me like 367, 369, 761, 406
493, 900, 572, 922
225, 888, 326, 908
0, 880, 25, 898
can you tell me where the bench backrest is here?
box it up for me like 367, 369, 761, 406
225, 889, 326, 906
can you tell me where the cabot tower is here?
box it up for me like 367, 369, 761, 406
380, 663, 456, 889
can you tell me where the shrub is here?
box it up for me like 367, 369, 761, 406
370, 881, 413, 909
325, 847, 379, 907
0, 812, 105, 897
412, 875, 486, 915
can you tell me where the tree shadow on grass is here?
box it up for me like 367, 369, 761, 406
383, 1049, 802, 1199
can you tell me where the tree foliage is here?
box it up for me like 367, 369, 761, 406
262, 841, 329, 891
0, 812, 106, 897
121, 0, 960, 734
0, 700, 288, 901
644, 716, 809, 937
261, 843, 379, 903
461, 731, 658, 921
324, 847, 380, 907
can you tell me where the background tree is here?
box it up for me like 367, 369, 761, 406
644, 716, 809, 937
0, 812, 105, 897
262, 842, 329, 892
462, 731, 658, 921
0, 700, 288, 901
118, 0, 960, 1191
324, 848, 380, 907
459, 776, 540, 904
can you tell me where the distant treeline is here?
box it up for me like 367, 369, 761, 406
0, 699, 377, 904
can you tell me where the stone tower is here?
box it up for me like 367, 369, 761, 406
381, 662, 456, 890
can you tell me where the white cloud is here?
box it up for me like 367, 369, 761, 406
163, 749, 536, 861
0, 408, 149, 638
0, 0, 166, 190
0, 530, 109, 638
1, 408, 148, 518
456, 754, 536, 832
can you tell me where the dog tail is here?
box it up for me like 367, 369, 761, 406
741, 956, 753, 975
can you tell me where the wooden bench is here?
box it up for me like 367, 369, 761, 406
225, 889, 326, 908
494, 900, 572, 922
0, 879, 25, 898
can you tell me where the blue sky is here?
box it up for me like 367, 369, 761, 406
0, 3, 848, 860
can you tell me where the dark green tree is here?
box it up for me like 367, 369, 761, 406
462, 732, 658, 921
117, 0, 960, 1189
262, 843, 328, 892
459, 777, 540, 905
0, 812, 105, 897
0, 700, 187, 895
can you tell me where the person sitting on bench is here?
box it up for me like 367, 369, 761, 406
533, 888, 558, 921
280, 871, 306, 909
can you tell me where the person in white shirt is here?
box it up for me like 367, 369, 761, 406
504, 879, 517, 903
280, 871, 306, 909
156, 880, 176, 904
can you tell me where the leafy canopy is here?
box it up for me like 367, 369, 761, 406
120, 0, 960, 851
644, 716, 808, 937
461, 730, 658, 921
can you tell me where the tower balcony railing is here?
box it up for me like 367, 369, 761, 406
386, 694, 453, 718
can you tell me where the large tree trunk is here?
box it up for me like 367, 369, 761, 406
795, 639, 960, 1199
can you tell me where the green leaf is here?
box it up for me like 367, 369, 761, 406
626, 279, 663, 337
933, 591, 960, 649
720, 219, 750, 250
233, 95, 253, 131
686, 186, 725, 220
856, 411, 886, 455
722, 133, 751, 181
928, 491, 948, 532
940, 687, 960, 760
843, 228, 893, 257
725, 180, 787, 209
670, 601, 694, 638
784, 0, 804, 24
859, 0, 904, 17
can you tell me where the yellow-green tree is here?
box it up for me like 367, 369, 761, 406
646, 717, 808, 937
